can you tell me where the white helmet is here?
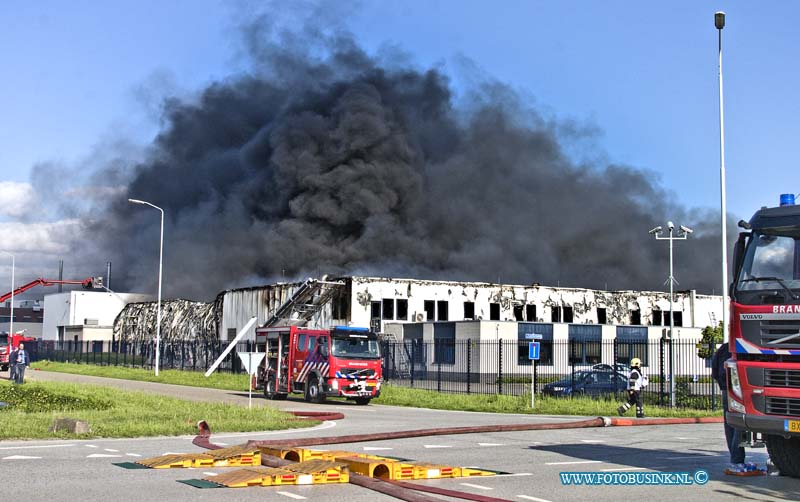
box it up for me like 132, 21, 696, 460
630, 358, 642, 368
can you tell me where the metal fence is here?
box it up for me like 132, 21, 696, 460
380, 339, 722, 410
36, 338, 722, 410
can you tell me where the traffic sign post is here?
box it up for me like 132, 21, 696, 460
237, 352, 266, 409
529, 341, 541, 408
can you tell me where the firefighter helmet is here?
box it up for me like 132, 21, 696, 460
630, 358, 642, 368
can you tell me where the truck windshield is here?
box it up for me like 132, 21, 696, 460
737, 233, 800, 292
331, 336, 381, 359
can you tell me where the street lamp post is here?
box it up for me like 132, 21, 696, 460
1, 252, 14, 341
715, 11, 730, 343
649, 222, 693, 407
128, 198, 164, 376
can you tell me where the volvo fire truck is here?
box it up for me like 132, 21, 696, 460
727, 194, 800, 477
255, 326, 382, 405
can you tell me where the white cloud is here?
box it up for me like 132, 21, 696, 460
0, 181, 38, 218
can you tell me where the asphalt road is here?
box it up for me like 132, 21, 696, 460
1, 371, 797, 501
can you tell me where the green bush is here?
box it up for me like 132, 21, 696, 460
0, 384, 113, 413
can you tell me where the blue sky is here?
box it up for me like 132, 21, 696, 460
0, 1, 798, 282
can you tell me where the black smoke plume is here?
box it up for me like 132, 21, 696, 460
79, 22, 729, 300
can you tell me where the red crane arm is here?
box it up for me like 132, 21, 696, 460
0, 278, 97, 304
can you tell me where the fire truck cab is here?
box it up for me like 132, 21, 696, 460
255, 326, 382, 405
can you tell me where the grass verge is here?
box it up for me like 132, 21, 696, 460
32, 360, 250, 390
376, 385, 722, 418
32, 361, 722, 418
0, 379, 316, 440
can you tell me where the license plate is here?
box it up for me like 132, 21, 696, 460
785, 420, 800, 433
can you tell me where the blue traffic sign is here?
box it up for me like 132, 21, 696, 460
528, 341, 540, 360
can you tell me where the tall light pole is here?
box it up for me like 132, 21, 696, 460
1, 252, 14, 341
715, 11, 730, 343
650, 222, 693, 407
128, 198, 164, 376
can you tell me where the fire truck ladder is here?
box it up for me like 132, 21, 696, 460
382, 333, 411, 379
262, 278, 345, 328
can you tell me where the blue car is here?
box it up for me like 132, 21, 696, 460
542, 370, 628, 397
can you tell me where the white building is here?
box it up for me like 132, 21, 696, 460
43, 291, 151, 343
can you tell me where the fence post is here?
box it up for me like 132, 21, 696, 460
437, 341, 442, 393
570, 339, 575, 400
497, 339, 503, 395
659, 337, 665, 407
709, 341, 716, 410
467, 342, 471, 394
410, 341, 415, 388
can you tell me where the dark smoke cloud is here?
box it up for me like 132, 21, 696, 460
77, 18, 731, 301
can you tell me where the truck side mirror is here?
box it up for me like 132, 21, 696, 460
730, 232, 750, 298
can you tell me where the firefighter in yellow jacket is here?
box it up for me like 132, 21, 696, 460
617, 358, 647, 418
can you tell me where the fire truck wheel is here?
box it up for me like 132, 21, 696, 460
766, 435, 800, 477
354, 397, 371, 406
264, 376, 277, 400
305, 376, 326, 404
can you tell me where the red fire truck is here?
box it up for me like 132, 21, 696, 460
727, 194, 800, 477
255, 326, 382, 405
0, 333, 36, 371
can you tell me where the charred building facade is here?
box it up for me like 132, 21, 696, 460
113, 276, 723, 345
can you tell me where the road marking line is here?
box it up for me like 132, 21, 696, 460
601, 467, 648, 472
126, 453, 142, 457
276, 491, 306, 499
87, 454, 122, 458
215, 442, 229, 446
423, 445, 452, 449
545, 460, 602, 465
460, 483, 492, 490
0, 444, 74, 450
518, 496, 553, 502
580, 440, 605, 443
2, 455, 42, 460
203, 472, 218, 477
85, 445, 98, 448
104, 449, 119, 452
478, 443, 505, 446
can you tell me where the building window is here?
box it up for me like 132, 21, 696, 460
673, 311, 683, 327
227, 328, 237, 340
652, 310, 663, 326
518, 323, 554, 365
464, 301, 475, 320
551, 306, 561, 323
630, 309, 641, 325
490, 303, 500, 321
513, 305, 523, 321
424, 300, 435, 321
371, 301, 382, 320
382, 299, 395, 320
597, 308, 607, 324
332, 293, 350, 320
526, 304, 537, 322
568, 325, 602, 365
396, 299, 408, 320
433, 323, 455, 364
563, 306, 574, 323
616, 326, 648, 366
437, 301, 449, 321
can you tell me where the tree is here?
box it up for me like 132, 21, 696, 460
696, 322, 723, 359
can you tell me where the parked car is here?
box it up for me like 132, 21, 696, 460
542, 370, 628, 397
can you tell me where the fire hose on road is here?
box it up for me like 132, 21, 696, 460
192, 414, 722, 502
